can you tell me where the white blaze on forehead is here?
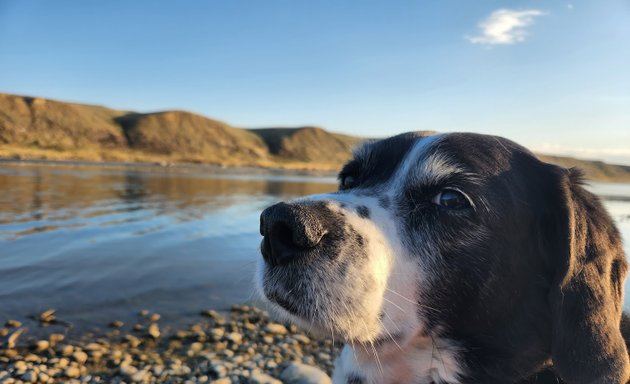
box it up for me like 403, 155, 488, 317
389, 134, 445, 191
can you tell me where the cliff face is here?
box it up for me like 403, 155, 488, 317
0, 92, 629, 181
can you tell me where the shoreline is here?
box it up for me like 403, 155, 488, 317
2, 154, 630, 184
0, 157, 338, 179
0, 305, 337, 384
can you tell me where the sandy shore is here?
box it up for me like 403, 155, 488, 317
0, 305, 338, 384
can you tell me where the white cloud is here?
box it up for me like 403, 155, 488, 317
466, 9, 545, 45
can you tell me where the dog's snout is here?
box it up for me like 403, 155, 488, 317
260, 202, 327, 266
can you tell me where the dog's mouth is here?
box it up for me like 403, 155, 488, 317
265, 295, 402, 348
264, 289, 306, 318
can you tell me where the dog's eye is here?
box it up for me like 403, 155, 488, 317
340, 175, 357, 189
432, 189, 471, 209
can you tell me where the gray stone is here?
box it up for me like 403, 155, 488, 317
21, 370, 37, 383
280, 362, 332, 384
248, 370, 282, 384
119, 364, 138, 377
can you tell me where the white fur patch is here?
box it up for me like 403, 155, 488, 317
333, 334, 464, 384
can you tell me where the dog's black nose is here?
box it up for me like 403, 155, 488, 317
260, 202, 327, 266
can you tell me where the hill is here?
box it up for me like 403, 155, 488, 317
116, 111, 268, 165
251, 127, 361, 165
0, 92, 629, 182
0, 93, 127, 150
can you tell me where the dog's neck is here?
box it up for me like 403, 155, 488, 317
331, 332, 465, 384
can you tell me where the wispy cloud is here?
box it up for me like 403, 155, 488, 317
466, 9, 545, 45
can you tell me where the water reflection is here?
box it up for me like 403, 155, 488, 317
0, 164, 336, 239
0, 163, 338, 330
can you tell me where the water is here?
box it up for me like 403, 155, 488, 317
0, 163, 629, 333
0, 163, 337, 332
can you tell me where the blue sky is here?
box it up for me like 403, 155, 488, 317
1, 1, 629, 164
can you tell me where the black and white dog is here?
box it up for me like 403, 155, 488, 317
256, 132, 630, 383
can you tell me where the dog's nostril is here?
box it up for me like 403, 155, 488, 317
260, 202, 327, 267
270, 221, 295, 249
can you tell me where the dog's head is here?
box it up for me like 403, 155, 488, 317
256, 132, 629, 382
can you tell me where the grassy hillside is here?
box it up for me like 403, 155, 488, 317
0, 93, 128, 150
117, 111, 269, 165
251, 127, 362, 165
1, 92, 629, 182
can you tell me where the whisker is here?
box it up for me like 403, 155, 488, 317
382, 311, 401, 332
377, 317, 403, 352
429, 332, 448, 376
386, 288, 441, 313
383, 297, 406, 313
385, 288, 417, 304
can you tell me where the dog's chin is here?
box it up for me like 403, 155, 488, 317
258, 286, 381, 344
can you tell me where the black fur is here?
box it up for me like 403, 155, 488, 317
341, 133, 629, 382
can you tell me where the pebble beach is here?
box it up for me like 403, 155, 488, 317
0, 305, 338, 384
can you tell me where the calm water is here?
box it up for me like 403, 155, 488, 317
0, 163, 629, 333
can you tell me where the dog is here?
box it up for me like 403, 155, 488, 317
256, 132, 630, 383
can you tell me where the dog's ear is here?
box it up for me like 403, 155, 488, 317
541, 166, 629, 383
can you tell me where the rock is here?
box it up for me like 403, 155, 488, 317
56, 358, 69, 369
35, 340, 49, 352
264, 323, 288, 335
39, 309, 56, 323
109, 320, 124, 328
49, 333, 65, 346
138, 309, 149, 317
211, 378, 232, 384
149, 313, 161, 322
125, 335, 142, 348
209, 361, 228, 377
280, 362, 332, 384
72, 350, 88, 364
130, 369, 147, 382
200, 310, 219, 318
133, 324, 144, 332
61, 345, 74, 356
119, 364, 138, 377
7, 328, 25, 349
64, 366, 81, 378
84, 342, 103, 351
226, 332, 242, 344
249, 370, 282, 384
292, 334, 311, 344
0, 328, 8, 337
21, 370, 37, 383
23, 353, 40, 362
210, 328, 225, 341
147, 323, 160, 339
4, 320, 21, 328
14, 360, 27, 373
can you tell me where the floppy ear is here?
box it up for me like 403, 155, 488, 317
544, 166, 630, 383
